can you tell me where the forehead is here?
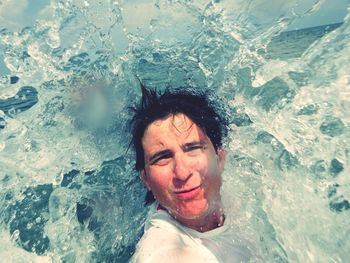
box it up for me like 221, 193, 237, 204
142, 114, 208, 148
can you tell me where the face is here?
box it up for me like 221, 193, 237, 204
141, 113, 225, 222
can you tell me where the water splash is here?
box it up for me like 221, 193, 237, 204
0, 0, 349, 262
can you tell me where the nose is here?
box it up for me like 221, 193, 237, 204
173, 154, 192, 181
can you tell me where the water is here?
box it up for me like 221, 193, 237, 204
0, 1, 349, 262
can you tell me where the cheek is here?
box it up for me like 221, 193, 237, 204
192, 155, 212, 175
147, 167, 171, 190
201, 155, 221, 180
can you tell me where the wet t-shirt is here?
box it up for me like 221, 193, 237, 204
130, 203, 252, 263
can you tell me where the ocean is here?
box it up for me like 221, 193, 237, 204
0, 1, 349, 262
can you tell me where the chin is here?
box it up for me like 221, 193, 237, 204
176, 200, 210, 220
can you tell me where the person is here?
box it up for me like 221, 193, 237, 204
129, 85, 252, 263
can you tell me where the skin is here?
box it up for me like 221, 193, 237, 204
140, 113, 226, 232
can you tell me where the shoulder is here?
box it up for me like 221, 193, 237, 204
130, 225, 183, 263
131, 216, 184, 261
130, 209, 215, 263
131, 225, 212, 263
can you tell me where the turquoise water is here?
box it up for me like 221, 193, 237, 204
0, 1, 349, 262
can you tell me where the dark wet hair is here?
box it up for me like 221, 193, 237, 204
130, 84, 228, 171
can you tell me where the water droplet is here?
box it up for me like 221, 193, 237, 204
329, 159, 344, 176
329, 196, 350, 212
320, 117, 345, 137
0, 117, 6, 129
10, 76, 19, 84
11, 229, 20, 241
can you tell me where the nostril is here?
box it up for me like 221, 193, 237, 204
173, 170, 193, 185
173, 175, 192, 188
174, 166, 191, 180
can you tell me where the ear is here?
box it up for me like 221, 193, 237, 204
217, 148, 226, 172
140, 170, 151, 191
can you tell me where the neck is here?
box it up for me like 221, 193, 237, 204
163, 203, 225, 233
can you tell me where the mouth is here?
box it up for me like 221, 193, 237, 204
174, 185, 201, 200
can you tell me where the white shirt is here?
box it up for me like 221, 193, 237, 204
130, 203, 252, 263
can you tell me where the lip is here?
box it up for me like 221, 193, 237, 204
174, 185, 201, 200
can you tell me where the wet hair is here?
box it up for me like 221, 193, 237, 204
129, 84, 228, 204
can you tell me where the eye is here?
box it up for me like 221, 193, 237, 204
151, 153, 172, 165
185, 144, 205, 155
187, 145, 203, 151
